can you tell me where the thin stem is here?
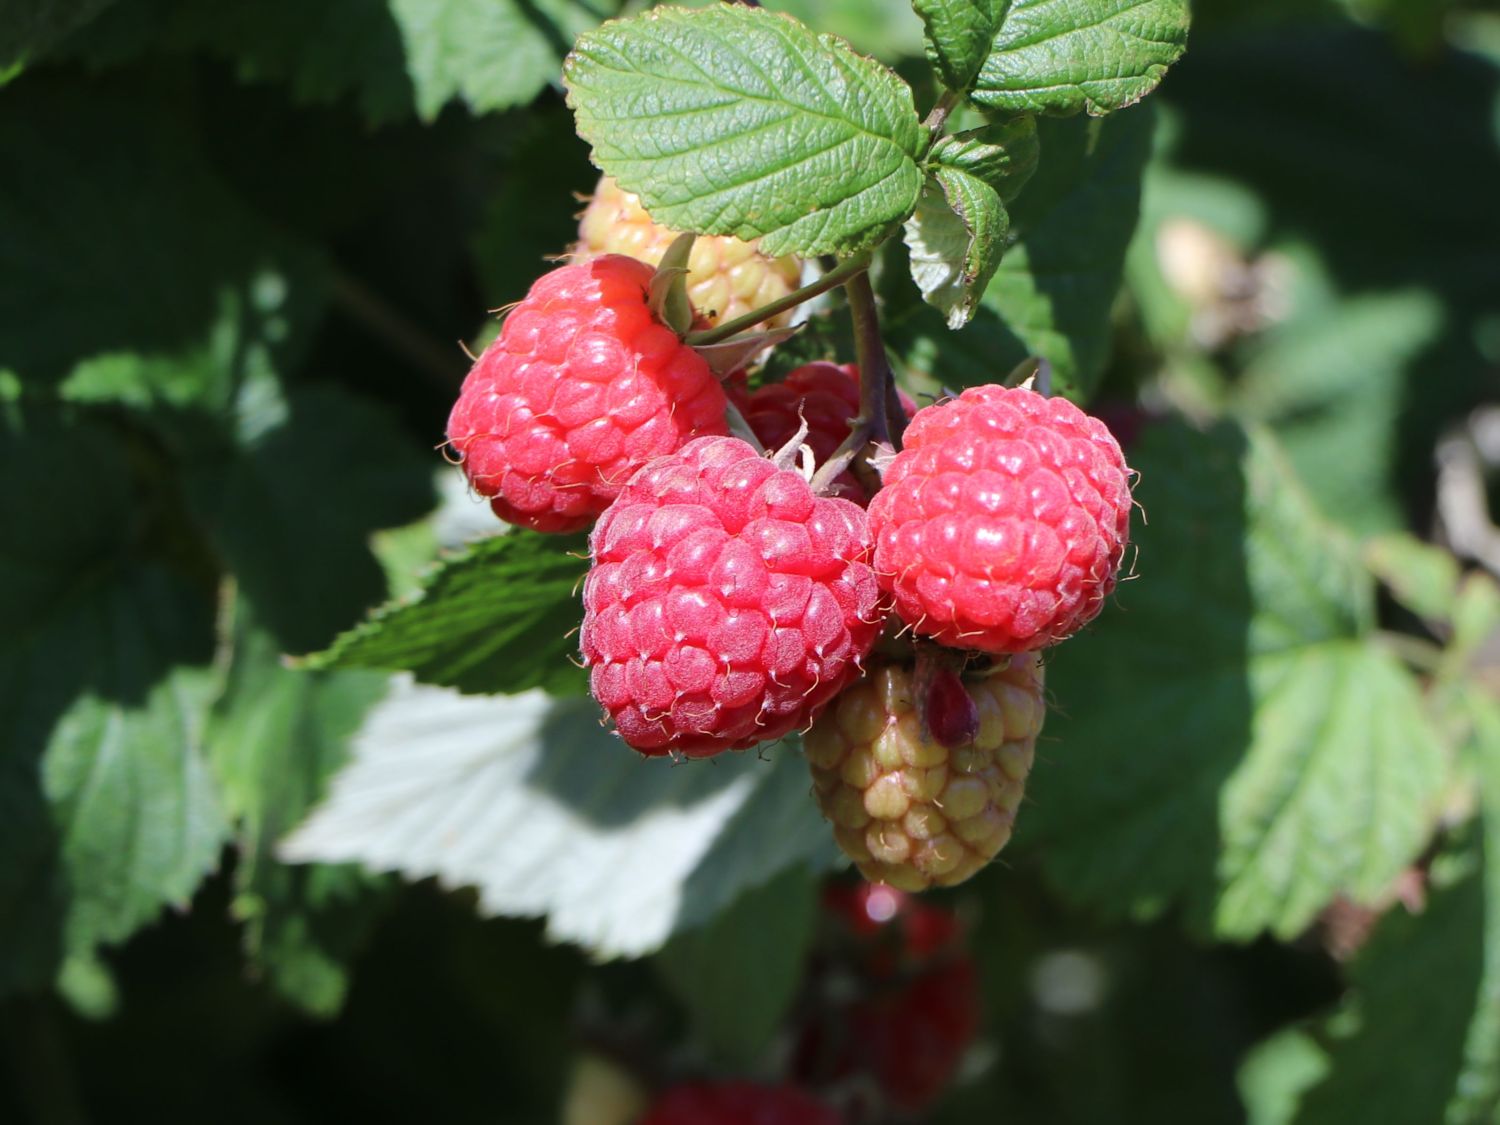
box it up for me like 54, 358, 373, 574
685, 252, 870, 346
846, 269, 891, 448
809, 267, 892, 495
922, 89, 961, 145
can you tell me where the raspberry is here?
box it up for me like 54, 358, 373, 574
446, 255, 729, 533
736, 363, 918, 504
804, 655, 1045, 890
640, 1082, 843, 1125
866, 384, 1132, 653
580, 436, 887, 756
575, 175, 803, 328
795, 885, 980, 1114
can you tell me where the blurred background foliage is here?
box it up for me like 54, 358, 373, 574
2, 0, 1500, 1121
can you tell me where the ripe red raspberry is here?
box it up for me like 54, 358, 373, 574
867, 384, 1132, 653
446, 255, 729, 533
795, 885, 980, 1114
575, 175, 803, 328
736, 363, 918, 504
581, 436, 887, 756
805, 655, 1045, 890
640, 1082, 843, 1125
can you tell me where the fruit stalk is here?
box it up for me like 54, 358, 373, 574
685, 252, 871, 346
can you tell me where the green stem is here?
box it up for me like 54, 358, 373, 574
685, 252, 870, 346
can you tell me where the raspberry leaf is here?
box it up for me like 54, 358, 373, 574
388, 0, 605, 120
305, 531, 591, 697
564, 4, 926, 257
1025, 421, 1448, 941
883, 108, 1151, 398
0, 405, 228, 995
655, 864, 818, 1065
1263, 696, 1500, 1125
57, 0, 606, 124
928, 115, 1041, 204
911, 0, 1003, 93
209, 613, 391, 1016
902, 165, 1008, 329
280, 684, 839, 958
970, 0, 1190, 116
982, 108, 1152, 396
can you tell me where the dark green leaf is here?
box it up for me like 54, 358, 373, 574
388, 0, 608, 121
0, 0, 115, 71
929, 115, 1041, 203
1022, 420, 1446, 939
185, 385, 435, 655
307, 530, 589, 696
972, 0, 1190, 116
1241, 694, 1500, 1125
886, 109, 1152, 399
0, 405, 225, 993
912, 0, 1003, 91
58, 0, 610, 124
0, 80, 324, 386
982, 109, 1154, 397
565, 4, 926, 257
902, 166, 1008, 329
281, 684, 839, 958
210, 613, 390, 1016
656, 863, 819, 1064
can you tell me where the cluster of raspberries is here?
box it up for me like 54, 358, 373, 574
446, 186, 1134, 889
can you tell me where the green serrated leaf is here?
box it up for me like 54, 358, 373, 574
902, 166, 1008, 329
0, 404, 226, 994
912, 0, 1003, 91
929, 115, 1041, 203
307, 530, 589, 697
1282, 702, 1500, 1125
565, 4, 925, 257
1023, 420, 1446, 940
1215, 641, 1444, 937
656, 863, 818, 1064
210, 612, 390, 1016
280, 684, 839, 959
972, 0, 1190, 116
389, 0, 607, 121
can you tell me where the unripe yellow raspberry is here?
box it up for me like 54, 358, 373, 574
573, 175, 802, 328
805, 655, 1046, 891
